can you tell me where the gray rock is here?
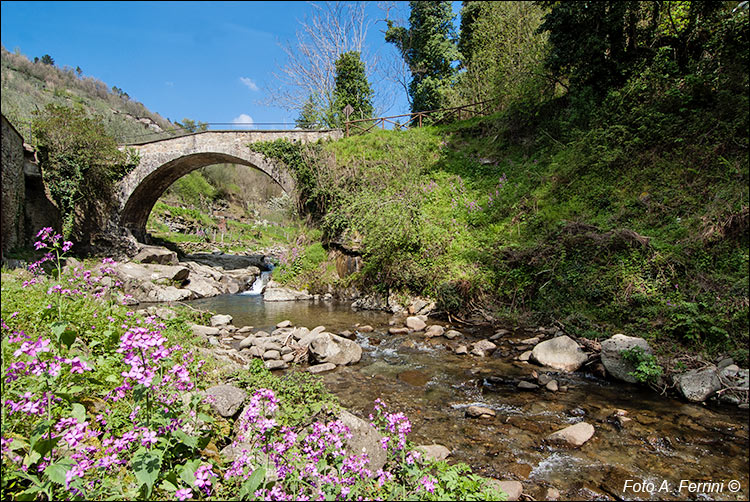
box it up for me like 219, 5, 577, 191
276, 320, 293, 328
146, 285, 193, 303
389, 327, 409, 335
265, 360, 288, 370
239, 336, 255, 349
263, 350, 281, 360
520, 337, 540, 345
518, 381, 539, 390
455, 345, 468, 355
191, 324, 220, 338
338, 410, 387, 474
537, 374, 552, 385
676, 366, 722, 402
264, 286, 312, 302
424, 325, 445, 338
308, 362, 337, 374
444, 330, 461, 339
547, 422, 594, 447
237, 326, 253, 333
546, 380, 559, 392
116, 261, 190, 283
600, 334, 654, 383
310, 326, 326, 337
292, 327, 310, 340
406, 316, 426, 331
415, 444, 451, 462
205, 385, 247, 417
207, 336, 219, 346
408, 298, 428, 315
133, 245, 179, 265
357, 325, 374, 333
309, 333, 362, 366
518, 350, 532, 362
486, 480, 523, 501
531, 335, 588, 372
210, 314, 233, 327
471, 340, 497, 357
282, 353, 295, 363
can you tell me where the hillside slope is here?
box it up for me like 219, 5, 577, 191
1, 46, 176, 143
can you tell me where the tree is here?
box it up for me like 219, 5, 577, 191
265, 1, 376, 127
32, 104, 138, 236
536, 1, 726, 96
176, 118, 209, 133
385, 1, 460, 112
296, 94, 324, 129
455, 1, 549, 106
332, 51, 374, 124
39, 54, 54, 66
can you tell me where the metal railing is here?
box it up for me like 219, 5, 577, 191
343, 99, 498, 137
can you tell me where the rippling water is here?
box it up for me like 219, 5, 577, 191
189, 294, 750, 501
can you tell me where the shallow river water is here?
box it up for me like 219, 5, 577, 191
187, 295, 750, 501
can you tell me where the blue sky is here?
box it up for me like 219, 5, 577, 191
1, 1, 462, 127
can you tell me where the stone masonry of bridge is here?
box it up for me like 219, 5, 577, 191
115, 129, 342, 240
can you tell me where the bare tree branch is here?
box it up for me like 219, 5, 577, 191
263, 1, 378, 116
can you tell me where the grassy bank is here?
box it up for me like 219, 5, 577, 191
251, 59, 748, 371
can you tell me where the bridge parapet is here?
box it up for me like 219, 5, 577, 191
113, 129, 342, 240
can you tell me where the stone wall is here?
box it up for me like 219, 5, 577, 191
1, 115, 25, 258
1, 114, 61, 259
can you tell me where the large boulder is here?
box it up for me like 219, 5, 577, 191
600, 334, 654, 383
338, 410, 386, 474
486, 480, 523, 501
531, 336, 588, 372
675, 366, 722, 402
116, 261, 190, 283
263, 281, 313, 301
205, 385, 247, 417
132, 245, 178, 265
406, 316, 427, 331
309, 333, 362, 366
547, 422, 595, 447
144, 285, 193, 303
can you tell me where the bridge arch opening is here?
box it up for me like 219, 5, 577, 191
120, 152, 291, 240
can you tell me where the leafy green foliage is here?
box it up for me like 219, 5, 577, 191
332, 51, 374, 123
621, 346, 664, 385
456, 1, 549, 107
32, 103, 139, 237
385, 1, 460, 112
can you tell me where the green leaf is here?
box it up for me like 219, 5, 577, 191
179, 459, 200, 487
105, 374, 120, 384
239, 467, 266, 499
71, 403, 86, 422
132, 447, 163, 498
197, 412, 214, 423
44, 458, 75, 485
160, 478, 178, 492
51, 321, 68, 340
173, 430, 197, 449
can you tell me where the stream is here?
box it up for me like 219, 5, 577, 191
187, 294, 750, 501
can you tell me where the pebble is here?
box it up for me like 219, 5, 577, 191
546, 380, 559, 392
466, 405, 496, 418
444, 329, 461, 339
276, 320, 292, 328
518, 381, 539, 391
389, 327, 409, 335
455, 345, 468, 355
308, 363, 336, 374
358, 325, 374, 333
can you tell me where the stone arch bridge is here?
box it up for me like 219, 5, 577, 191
114, 129, 341, 240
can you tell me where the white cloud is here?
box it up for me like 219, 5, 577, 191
232, 114, 254, 125
239, 77, 259, 91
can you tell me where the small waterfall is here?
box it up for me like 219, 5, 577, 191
240, 260, 274, 296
